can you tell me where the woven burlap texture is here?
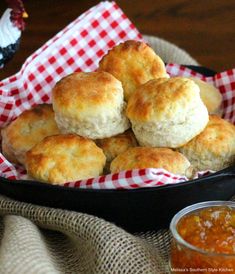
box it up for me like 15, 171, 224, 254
0, 36, 199, 274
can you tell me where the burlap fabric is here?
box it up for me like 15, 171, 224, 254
0, 36, 199, 274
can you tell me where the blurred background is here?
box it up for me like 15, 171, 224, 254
1, 0, 235, 79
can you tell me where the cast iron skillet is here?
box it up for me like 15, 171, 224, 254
0, 66, 234, 233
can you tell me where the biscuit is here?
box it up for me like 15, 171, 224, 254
188, 77, 223, 115
126, 77, 209, 148
25, 134, 106, 184
110, 147, 192, 178
178, 115, 235, 172
98, 40, 168, 101
1, 104, 60, 165
52, 71, 130, 139
96, 129, 138, 173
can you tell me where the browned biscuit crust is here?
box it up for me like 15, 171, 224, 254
126, 77, 209, 148
110, 147, 192, 177
179, 115, 235, 171
96, 129, 138, 162
98, 40, 168, 100
26, 134, 106, 184
52, 71, 129, 139
1, 104, 60, 165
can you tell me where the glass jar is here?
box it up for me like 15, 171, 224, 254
170, 201, 235, 274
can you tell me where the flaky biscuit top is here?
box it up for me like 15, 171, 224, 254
26, 134, 106, 184
180, 115, 235, 157
98, 40, 168, 101
96, 130, 138, 162
110, 147, 192, 177
52, 71, 124, 120
1, 104, 60, 152
126, 77, 203, 122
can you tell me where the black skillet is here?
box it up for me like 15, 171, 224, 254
0, 65, 234, 233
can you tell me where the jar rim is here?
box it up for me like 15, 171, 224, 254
170, 200, 235, 257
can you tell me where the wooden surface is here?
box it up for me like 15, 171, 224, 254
1, 0, 235, 80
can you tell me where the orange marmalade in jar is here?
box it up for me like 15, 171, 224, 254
170, 201, 235, 274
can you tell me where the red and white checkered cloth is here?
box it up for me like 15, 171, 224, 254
0, 1, 234, 189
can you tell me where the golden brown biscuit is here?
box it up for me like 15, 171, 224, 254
52, 71, 130, 139
178, 115, 235, 172
98, 40, 168, 101
110, 147, 192, 178
188, 77, 223, 115
26, 134, 106, 184
1, 104, 60, 165
96, 130, 138, 162
126, 77, 209, 148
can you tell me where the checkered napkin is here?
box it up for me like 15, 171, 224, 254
0, 1, 234, 189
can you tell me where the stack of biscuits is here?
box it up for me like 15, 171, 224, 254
1, 40, 235, 185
